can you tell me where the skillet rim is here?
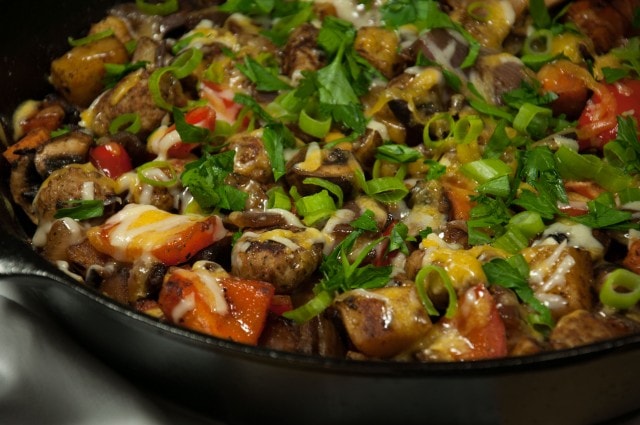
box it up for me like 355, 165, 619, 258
0, 0, 639, 380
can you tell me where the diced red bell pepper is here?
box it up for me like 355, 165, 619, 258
165, 105, 217, 158
89, 141, 133, 179
158, 266, 275, 345
86, 204, 228, 266
577, 79, 640, 150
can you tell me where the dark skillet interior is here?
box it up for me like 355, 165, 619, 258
1, 2, 640, 424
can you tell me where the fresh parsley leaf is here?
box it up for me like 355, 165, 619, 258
54, 199, 104, 220
173, 107, 211, 143
236, 56, 292, 92
610, 37, 640, 77
351, 209, 378, 231
501, 80, 557, 110
180, 151, 247, 211
262, 123, 295, 181
388, 222, 413, 255
483, 120, 511, 159
467, 195, 510, 245
602, 67, 629, 83
234, 93, 276, 124
482, 255, 554, 330
424, 159, 446, 180
571, 195, 638, 230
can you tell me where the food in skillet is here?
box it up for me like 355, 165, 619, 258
3, 0, 640, 361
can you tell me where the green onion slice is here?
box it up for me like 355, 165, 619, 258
415, 265, 458, 318
282, 290, 334, 323
298, 108, 332, 138
423, 113, 455, 149
171, 48, 204, 79
135, 0, 179, 16
137, 161, 178, 187
599, 268, 640, 310
453, 115, 483, 145
364, 176, 409, 203
267, 186, 292, 210
149, 67, 177, 111
303, 177, 344, 208
68, 29, 114, 47
109, 113, 141, 135
294, 190, 337, 225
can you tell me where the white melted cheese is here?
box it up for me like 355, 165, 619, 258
529, 241, 574, 309
171, 292, 196, 322
535, 221, 604, 260
321, 0, 383, 27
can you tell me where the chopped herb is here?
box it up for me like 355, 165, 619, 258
237, 56, 292, 92
103, 61, 148, 88
54, 199, 104, 220
376, 144, 422, 164
262, 122, 295, 181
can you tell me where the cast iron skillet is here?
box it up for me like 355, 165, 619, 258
1, 2, 639, 424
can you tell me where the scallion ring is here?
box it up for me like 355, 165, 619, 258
135, 0, 179, 16
364, 176, 409, 203
466, 1, 491, 22
267, 186, 292, 211
599, 268, 640, 310
282, 290, 334, 324
298, 108, 332, 138
171, 48, 204, 79
453, 115, 483, 145
68, 29, 114, 47
109, 113, 141, 135
523, 29, 553, 56
415, 265, 458, 318
137, 161, 178, 188
423, 113, 455, 149
149, 67, 177, 111
294, 190, 337, 225
302, 177, 344, 208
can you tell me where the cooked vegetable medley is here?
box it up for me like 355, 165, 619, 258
4, 0, 640, 361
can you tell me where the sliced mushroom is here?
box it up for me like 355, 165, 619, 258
282, 23, 325, 79
34, 130, 93, 178
285, 143, 362, 198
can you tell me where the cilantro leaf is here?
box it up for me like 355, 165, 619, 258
173, 107, 211, 143
54, 199, 105, 220
571, 195, 638, 230
351, 209, 378, 231
376, 144, 422, 164
501, 80, 557, 110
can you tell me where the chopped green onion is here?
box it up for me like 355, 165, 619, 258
298, 108, 332, 138
282, 290, 334, 323
294, 190, 337, 225
523, 29, 553, 56
149, 67, 178, 111
172, 31, 206, 55
303, 177, 344, 208
603, 140, 631, 169
68, 29, 114, 47
453, 115, 484, 144
54, 199, 104, 220
599, 268, 640, 309
618, 187, 640, 205
135, 0, 179, 15
460, 158, 512, 184
267, 186, 292, 210
423, 113, 455, 149
492, 227, 528, 254
137, 161, 178, 187
363, 175, 409, 203
512, 102, 552, 138
414, 265, 458, 318
109, 113, 141, 135
466, 1, 490, 22
171, 48, 203, 79
508, 211, 545, 239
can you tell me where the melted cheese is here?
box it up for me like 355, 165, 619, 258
536, 221, 604, 260
296, 142, 322, 172
171, 292, 196, 322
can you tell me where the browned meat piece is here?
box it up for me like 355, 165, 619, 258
224, 173, 269, 211
41, 218, 87, 262
333, 286, 432, 358
351, 128, 383, 172
281, 23, 324, 78
231, 227, 325, 294
355, 26, 402, 79
14, 100, 66, 139
226, 210, 297, 230
566, 0, 640, 53
473, 53, 532, 105
549, 309, 639, 349
66, 239, 110, 277
50, 36, 129, 107
32, 163, 117, 223
34, 131, 93, 178
225, 131, 274, 185
90, 68, 187, 137
522, 244, 595, 320
259, 313, 345, 358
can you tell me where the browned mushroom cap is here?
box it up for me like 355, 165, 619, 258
34, 130, 93, 178
281, 23, 325, 79
225, 131, 274, 185
285, 143, 362, 198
